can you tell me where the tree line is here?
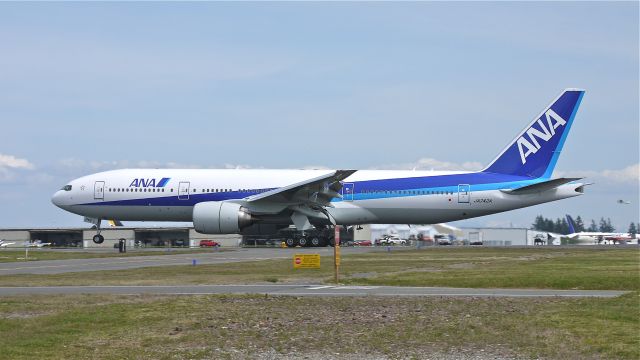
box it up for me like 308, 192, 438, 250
532, 215, 639, 236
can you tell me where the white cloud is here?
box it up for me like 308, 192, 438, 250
0, 154, 35, 183
0, 154, 34, 169
300, 165, 332, 170
370, 157, 483, 171
56, 158, 203, 173
600, 164, 640, 183
223, 163, 255, 170
561, 164, 639, 184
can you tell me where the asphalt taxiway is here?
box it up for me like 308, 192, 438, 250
0, 284, 627, 297
0, 247, 375, 275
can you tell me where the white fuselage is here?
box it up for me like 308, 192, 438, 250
51, 169, 584, 228
568, 232, 640, 245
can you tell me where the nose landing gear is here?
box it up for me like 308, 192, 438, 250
92, 219, 105, 244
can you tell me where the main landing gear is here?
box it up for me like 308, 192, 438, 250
92, 219, 104, 244
282, 227, 335, 248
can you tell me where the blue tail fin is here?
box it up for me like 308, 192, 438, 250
566, 214, 576, 234
483, 89, 585, 178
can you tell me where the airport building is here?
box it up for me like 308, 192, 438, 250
353, 224, 464, 242
1, 225, 548, 248
354, 224, 549, 246
460, 227, 549, 246
0, 227, 242, 248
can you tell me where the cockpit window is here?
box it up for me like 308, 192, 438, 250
62, 185, 72, 191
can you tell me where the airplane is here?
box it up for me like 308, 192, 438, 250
52, 88, 588, 247
25, 240, 52, 248
0, 239, 16, 248
564, 215, 638, 245
617, 199, 631, 205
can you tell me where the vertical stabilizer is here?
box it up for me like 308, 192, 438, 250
483, 89, 585, 178
566, 214, 577, 234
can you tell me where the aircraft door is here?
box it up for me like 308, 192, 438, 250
458, 184, 470, 203
342, 183, 355, 201
178, 181, 190, 200
94, 181, 105, 200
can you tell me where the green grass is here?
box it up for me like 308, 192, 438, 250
1, 247, 637, 290
0, 292, 638, 359
339, 247, 640, 290
0, 248, 222, 263
0, 247, 638, 359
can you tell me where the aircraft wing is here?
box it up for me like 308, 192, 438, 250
501, 178, 582, 195
245, 170, 357, 229
247, 170, 357, 206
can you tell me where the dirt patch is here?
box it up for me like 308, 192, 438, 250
3, 311, 52, 319
231, 348, 525, 360
447, 262, 475, 269
348, 272, 378, 279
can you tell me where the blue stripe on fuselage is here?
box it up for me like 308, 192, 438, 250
80, 172, 539, 207
157, 177, 170, 187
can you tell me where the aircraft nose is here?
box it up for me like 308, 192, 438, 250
51, 190, 63, 208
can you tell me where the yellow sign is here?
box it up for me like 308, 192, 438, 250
293, 254, 320, 269
335, 246, 341, 266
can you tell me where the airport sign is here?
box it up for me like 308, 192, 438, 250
293, 254, 320, 269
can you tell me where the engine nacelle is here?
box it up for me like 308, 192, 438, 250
193, 201, 254, 234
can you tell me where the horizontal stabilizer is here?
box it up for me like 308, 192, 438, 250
501, 177, 582, 195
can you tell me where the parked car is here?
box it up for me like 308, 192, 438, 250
353, 240, 372, 246
435, 234, 451, 245
378, 235, 407, 246
199, 240, 220, 247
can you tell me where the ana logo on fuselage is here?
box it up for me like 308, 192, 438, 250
129, 177, 170, 188
517, 109, 566, 164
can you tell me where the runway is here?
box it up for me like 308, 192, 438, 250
0, 247, 378, 275
0, 284, 627, 297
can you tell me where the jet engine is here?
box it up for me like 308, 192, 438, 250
193, 201, 254, 234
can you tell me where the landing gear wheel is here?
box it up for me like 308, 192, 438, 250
298, 237, 308, 247
285, 238, 297, 248
93, 234, 104, 244
310, 237, 321, 247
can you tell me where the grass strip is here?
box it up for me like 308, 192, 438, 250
1, 248, 637, 290
0, 292, 638, 359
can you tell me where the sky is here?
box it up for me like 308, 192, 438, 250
0, 2, 638, 231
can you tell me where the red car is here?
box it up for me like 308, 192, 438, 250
199, 240, 220, 247
353, 240, 372, 246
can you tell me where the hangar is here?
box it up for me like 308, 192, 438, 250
0, 227, 242, 248
461, 227, 550, 246
353, 224, 464, 243
353, 225, 549, 246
